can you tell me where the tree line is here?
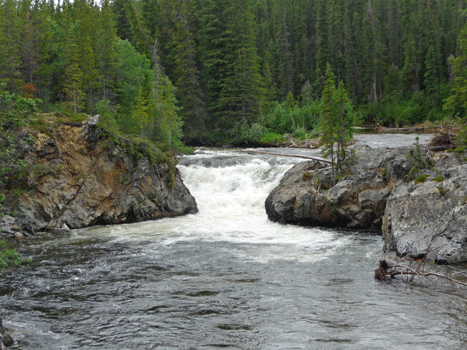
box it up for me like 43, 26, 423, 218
1, 0, 466, 146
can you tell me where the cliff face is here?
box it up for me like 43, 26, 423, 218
0, 116, 197, 237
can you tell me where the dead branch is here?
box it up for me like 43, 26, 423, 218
242, 150, 333, 164
426, 123, 457, 151
374, 258, 467, 287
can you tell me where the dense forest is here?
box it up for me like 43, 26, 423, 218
1, 0, 467, 147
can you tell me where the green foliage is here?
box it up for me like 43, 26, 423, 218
95, 100, 119, 134
431, 176, 445, 182
0, 0, 466, 145
438, 187, 448, 196
414, 174, 429, 184
320, 64, 354, 181
116, 39, 153, 132
0, 240, 30, 269
62, 25, 86, 114
407, 137, 435, 180
265, 100, 319, 135
260, 132, 287, 145
156, 77, 183, 149
0, 83, 41, 128
130, 87, 151, 137
233, 118, 266, 144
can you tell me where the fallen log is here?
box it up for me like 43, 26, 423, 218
242, 150, 333, 164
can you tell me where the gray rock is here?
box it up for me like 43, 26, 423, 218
265, 146, 412, 229
266, 142, 467, 264
383, 163, 467, 264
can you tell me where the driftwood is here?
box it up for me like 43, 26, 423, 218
374, 258, 467, 287
243, 150, 333, 164
426, 124, 457, 151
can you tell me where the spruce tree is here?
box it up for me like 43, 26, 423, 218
445, 11, 467, 118
96, 0, 120, 103
320, 63, 353, 181
400, 34, 419, 95
424, 45, 438, 106
157, 76, 182, 148
218, 0, 265, 130
197, 0, 229, 127
63, 25, 85, 113
130, 86, 150, 137
171, 0, 205, 140
0, 0, 22, 90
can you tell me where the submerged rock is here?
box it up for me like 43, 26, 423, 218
265, 143, 467, 264
0, 116, 198, 236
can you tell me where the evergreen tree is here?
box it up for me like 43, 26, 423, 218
400, 34, 419, 95
424, 45, 439, 106
320, 63, 353, 181
171, 0, 205, 140
320, 64, 338, 179
157, 76, 182, 148
0, 0, 22, 90
115, 39, 152, 129
63, 24, 85, 113
96, 0, 119, 103
217, 0, 265, 130
316, 0, 330, 77
197, 0, 229, 127
130, 86, 150, 137
276, 14, 294, 100
445, 10, 467, 118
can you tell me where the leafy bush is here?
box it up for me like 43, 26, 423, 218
0, 240, 30, 268
260, 132, 287, 145
265, 101, 319, 135
0, 83, 41, 129
431, 176, 445, 182
414, 174, 429, 183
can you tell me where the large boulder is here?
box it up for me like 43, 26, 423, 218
265, 145, 417, 229
382, 162, 467, 264
0, 116, 198, 236
266, 142, 467, 264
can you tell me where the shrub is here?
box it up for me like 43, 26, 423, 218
431, 176, 445, 182
0, 240, 30, 268
414, 174, 429, 184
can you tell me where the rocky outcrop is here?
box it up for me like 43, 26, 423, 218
382, 160, 467, 264
266, 143, 467, 264
265, 145, 418, 229
0, 116, 197, 238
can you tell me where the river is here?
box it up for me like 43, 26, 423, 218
1, 134, 467, 349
